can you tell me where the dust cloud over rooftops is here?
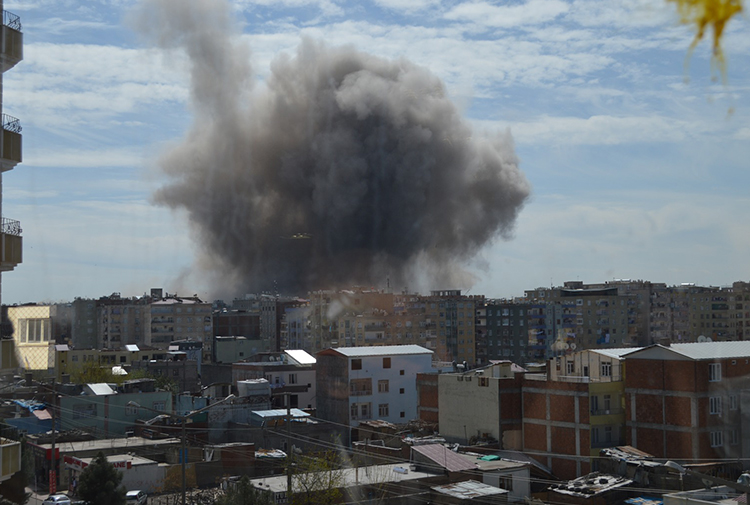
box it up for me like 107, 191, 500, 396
134, 0, 531, 297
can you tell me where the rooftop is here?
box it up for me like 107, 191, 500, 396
432, 480, 508, 500
629, 342, 750, 361
318, 344, 432, 358
549, 472, 632, 498
250, 463, 437, 493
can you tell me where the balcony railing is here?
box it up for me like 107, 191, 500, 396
2, 114, 21, 134
1, 218, 21, 236
3, 11, 20, 31
591, 407, 624, 416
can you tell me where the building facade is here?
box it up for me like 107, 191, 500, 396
316, 345, 434, 432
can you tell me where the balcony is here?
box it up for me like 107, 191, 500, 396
0, 437, 21, 483
0, 218, 21, 272
1, 11, 22, 72
1, 114, 21, 171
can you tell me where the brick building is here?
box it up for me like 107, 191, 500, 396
624, 342, 750, 461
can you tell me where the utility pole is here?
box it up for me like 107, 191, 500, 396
286, 393, 293, 502
49, 378, 56, 495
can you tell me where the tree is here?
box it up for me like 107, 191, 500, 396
290, 451, 345, 505
215, 476, 272, 505
76, 452, 126, 505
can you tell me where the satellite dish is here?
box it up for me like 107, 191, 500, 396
564, 343, 570, 350
571, 343, 577, 350
706, 337, 713, 342
697, 335, 707, 343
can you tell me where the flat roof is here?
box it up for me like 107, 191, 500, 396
250, 463, 437, 493
252, 409, 310, 418
319, 345, 432, 358
35, 436, 181, 453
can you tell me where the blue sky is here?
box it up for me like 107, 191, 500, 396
3, 0, 749, 304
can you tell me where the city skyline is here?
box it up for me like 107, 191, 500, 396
3, 0, 749, 304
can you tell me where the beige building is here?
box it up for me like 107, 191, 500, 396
8, 305, 54, 370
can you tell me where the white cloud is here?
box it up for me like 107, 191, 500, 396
477, 114, 721, 146
23, 147, 145, 168
444, 0, 569, 28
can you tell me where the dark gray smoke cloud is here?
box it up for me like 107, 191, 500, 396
135, 0, 530, 296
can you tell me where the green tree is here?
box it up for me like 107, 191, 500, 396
76, 452, 126, 505
69, 361, 123, 385
215, 476, 272, 505
290, 451, 345, 505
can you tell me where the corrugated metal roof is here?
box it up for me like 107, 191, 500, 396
324, 345, 432, 357
252, 408, 310, 418
592, 347, 643, 359
632, 342, 750, 361
412, 444, 476, 473
285, 349, 316, 365
85, 383, 116, 396
432, 480, 508, 499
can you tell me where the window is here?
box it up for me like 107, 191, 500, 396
152, 401, 166, 411
288, 373, 297, 384
400, 411, 405, 418
604, 426, 613, 442
172, 369, 179, 376
400, 369, 405, 375
601, 361, 612, 377
378, 403, 389, 417
710, 431, 723, 447
710, 396, 722, 415
709, 363, 721, 381
730, 394, 738, 410
478, 377, 489, 387
18, 318, 51, 343
731, 429, 739, 446
360, 403, 370, 419
126, 404, 138, 416
351, 403, 358, 420
378, 380, 389, 393
350, 378, 372, 396
500, 477, 514, 491
382, 357, 391, 368
399, 388, 405, 394
566, 361, 574, 374
352, 359, 362, 370
603, 394, 611, 411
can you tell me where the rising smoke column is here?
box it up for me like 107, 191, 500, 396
135, 0, 530, 296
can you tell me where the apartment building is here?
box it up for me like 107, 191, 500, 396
483, 300, 532, 363
624, 341, 750, 461
526, 283, 638, 351
231, 349, 317, 409
438, 361, 523, 447
316, 345, 433, 434
0, 3, 23, 306
424, 290, 481, 364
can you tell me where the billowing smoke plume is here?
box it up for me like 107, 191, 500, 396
135, 0, 530, 296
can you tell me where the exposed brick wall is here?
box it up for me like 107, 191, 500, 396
549, 395, 575, 422
524, 422, 547, 452
664, 396, 691, 427
550, 426, 576, 455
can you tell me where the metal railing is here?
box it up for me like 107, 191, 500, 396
2, 11, 21, 31
2, 114, 21, 134
1, 218, 21, 236
591, 407, 624, 416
